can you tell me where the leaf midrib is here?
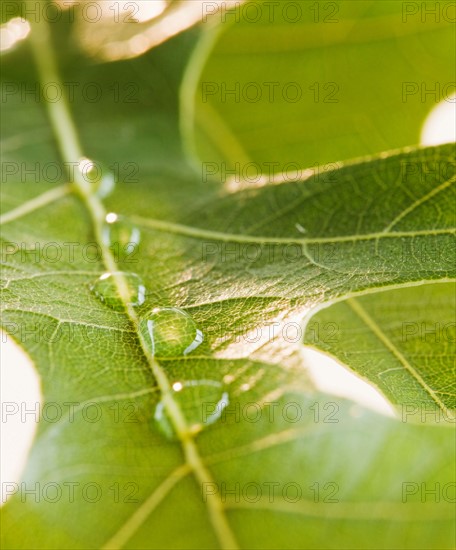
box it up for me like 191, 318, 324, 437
27, 14, 239, 550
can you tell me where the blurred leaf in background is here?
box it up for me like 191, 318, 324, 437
183, 0, 455, 171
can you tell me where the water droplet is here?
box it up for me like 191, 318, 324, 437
139, 307, 203, 358
102, 213, 140, 259
78, 158, 115, 198
90, 272, 145, 311
154, 379, 229, 439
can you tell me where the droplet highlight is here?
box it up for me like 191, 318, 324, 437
90, 272, 145, 311
154, 379, 229, 439
139, 307, 203, 358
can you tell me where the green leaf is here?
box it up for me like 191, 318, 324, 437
180, 0, 456, 425
303, 282, 456, 419
183, 0, 455, 171
1, 12, 455, 550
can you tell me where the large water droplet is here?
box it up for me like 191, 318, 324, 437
78, 157, 115, 198
154, 379, 229, 439
102, 213, 140, 260
90, 272, 145, 311
139, 307, 203, 357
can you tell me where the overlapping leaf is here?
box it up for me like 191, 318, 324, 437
183, 0, 455, 170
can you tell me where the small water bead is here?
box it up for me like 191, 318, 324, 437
90, 272, 145, 311
102, 213, 141, 259
78, 157, 115, 198
295, 223, 307, 234
154, 379, 229, 439
139, 307, 203, 358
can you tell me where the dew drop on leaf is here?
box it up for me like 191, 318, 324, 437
102, 213, 141, 259
90, 272, 146, 311
139, 307, 204, 358
154, 379, 229, 440
78, 157, 115, 198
